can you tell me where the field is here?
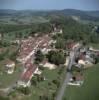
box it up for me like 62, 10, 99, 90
89, 43, 99, 49
9, 66, 66, 100
24, 68, 60, 100
63, 64, 99, 100
0, 24, 34, 42
23, 68, 65, 100
0, 16, 49, 25
0, 44, 23, 88
0, 63, 22, 88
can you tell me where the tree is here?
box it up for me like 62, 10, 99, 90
0, 96, 10, 100
36, 74, 44, 82
55, 38, 66, 49
9, 49, 18, 61
39, 94, 49, 100
18, 33, 23, 38
38, 65, 45, 70
0, 40, 10, 47
54, 16, 98, 43
52, 92, 56, 99
17, 87, 30, 95
31, 76, 38, 86
0, 53, 4, 61
35, 50, 44, 63
58, 66, 65, 75
52, 79, 60, 88
94, 56, 99, 64
0, 96, 9, 100
0, 49, 9, 61
47, 50, 66, 65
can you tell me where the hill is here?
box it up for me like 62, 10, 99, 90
0, 9, 99, 25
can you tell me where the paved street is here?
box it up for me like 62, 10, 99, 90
55, 47, 79, 100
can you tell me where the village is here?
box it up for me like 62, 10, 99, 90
0, 0, 99, 99
0, 26, 99, 100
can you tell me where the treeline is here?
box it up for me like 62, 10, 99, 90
0, 22, 52, 40
50, 16, 99, 43
29, 23, 52, 36
0, 16, 99, 44
0, 24, 32, 33
0, 23, 52, 33
0, 40, 18, 61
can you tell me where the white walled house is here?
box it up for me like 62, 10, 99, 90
78, 60, 86, 65
78, 59, 93, 66
5, 61, 15, 74
51, 29, 63, 35
17, 67, 39, 87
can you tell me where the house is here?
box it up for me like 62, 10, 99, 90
17, 35, 53, 87
64, 56, 69, 66
17, 64, 38, 87
66, 42, 81, 51
38, 36, 53, 54
43, 62, 56, 70
68, 73, 84, 86
78, 51, 94, 66
73, 43, 80, 50
66, 42, 76, 50
74, 63, 83, 68
39, 59, 56, 70
54, 29, 63, 34
11, 39, 20, 44
78, 55, 93, 66
89, 47, 98, 53
5, 60, 15, 74
17, 52, 40, 87
78, 59, 93, 67
51, 26, 63, 35
78, 60, 86, 66
78, 59, 93, 66
17, 35, 52, 63
80, 47, 86, 53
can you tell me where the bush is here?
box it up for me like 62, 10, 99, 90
55, 38, 66, 49
47, 50, 66, 65
0, 96, 9, 100
52, 79, 60, 88
39, 65, 45, 70
17, 87, 30, 95
31, 76, 38, 86
35, 50, 44, 63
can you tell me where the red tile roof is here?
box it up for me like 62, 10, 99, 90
66, 42, 75, 50
18, 35, 52, 83
21, 63, 37, 82
18, 35, 52, 60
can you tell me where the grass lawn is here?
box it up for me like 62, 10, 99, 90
12, 66, 66, 100
89, 43, 99, 49
63, 64, 99, 100
0, 44, 18, 63
0, 63, 22, 88
23, 68, 61, 100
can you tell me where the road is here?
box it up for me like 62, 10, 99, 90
55, 47, 79, 100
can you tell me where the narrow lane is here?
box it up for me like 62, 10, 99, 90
55, 47, 79, 100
